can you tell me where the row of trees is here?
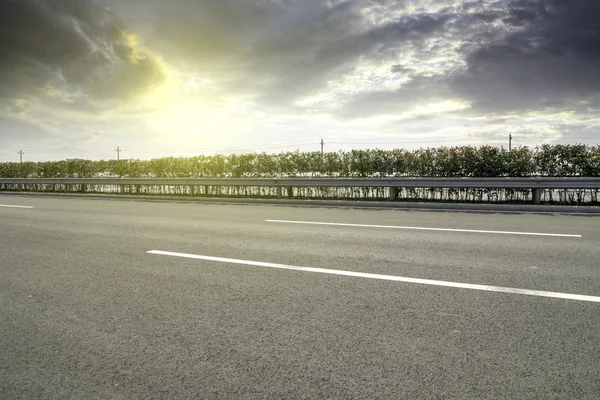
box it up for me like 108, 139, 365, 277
1, 144, 599, 178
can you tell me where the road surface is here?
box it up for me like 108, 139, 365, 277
1, 195, 599, 399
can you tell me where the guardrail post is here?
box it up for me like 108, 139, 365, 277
532, 188, 541, 205
389, 187, 396, 201
287, 187, 293, 198
277, 186, 282, 199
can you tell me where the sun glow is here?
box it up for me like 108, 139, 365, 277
142, 89, 256, 150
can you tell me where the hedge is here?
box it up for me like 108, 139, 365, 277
1, 144, 599, 178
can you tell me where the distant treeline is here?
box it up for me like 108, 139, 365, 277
1, 144, 599, 178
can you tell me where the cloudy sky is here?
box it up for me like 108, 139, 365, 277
1, 0, 599, 162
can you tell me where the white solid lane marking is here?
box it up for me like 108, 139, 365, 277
0, 204, 34, 209
147, 250, 600, 303
265, 219, 582, 238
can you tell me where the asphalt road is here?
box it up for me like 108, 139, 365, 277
1, 195, 599, 399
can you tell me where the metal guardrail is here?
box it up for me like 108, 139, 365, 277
1, 177, 600, 204
1, 177, 600, 188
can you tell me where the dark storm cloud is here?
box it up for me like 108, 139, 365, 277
331, 0, 600, 119
505, 7, 538, 25
0, 0, 167, 108
471, 11, 503, 23
452, 0, 600, 113
249, 12, 453, 106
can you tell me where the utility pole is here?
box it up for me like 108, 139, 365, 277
320, 139, 324, 155
115, 146, 121, 160
509, 133, 512, 151
18, 150, 24, 163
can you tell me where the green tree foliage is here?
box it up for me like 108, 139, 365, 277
1, 144, 599, 178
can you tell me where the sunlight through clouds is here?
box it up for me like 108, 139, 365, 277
0, 0, 599, 160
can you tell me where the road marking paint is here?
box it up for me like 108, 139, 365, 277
147, 250, 600, 303
265, 219, 582, 238
0, 204, 34, 209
